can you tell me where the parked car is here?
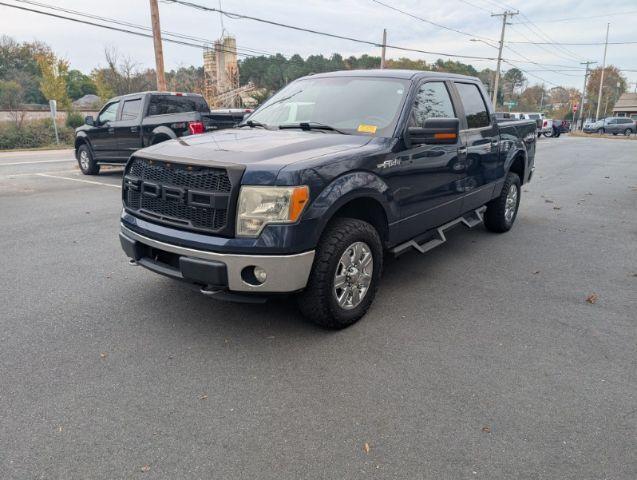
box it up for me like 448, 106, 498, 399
509, 112, 548, 135
119, 70, 537, 329
584, 117, 636, 135
74, 92, 245, 175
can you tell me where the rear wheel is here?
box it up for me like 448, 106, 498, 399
484, 172, 521, 233
77, 144, 100, 175
624, 128, 633, 136
298, 218, 382, 329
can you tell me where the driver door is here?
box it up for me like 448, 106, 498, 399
90, 100, 120, 159
393, 81, 467, 238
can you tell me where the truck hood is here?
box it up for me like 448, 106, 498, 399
134, 128, 375, 169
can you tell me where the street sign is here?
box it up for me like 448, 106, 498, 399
49, 99, 59, 145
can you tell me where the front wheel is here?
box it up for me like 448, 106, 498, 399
597, 128, 605, 135
543, 131, 553, 138
76, 144, 100, 175
298, 218, 383, 329
484, 172, 521, 233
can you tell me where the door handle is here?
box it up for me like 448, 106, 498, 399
108, 127, 114, 134
130, 126, 138, 133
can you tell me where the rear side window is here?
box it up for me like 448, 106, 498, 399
148, 95, 209, 115
410, 82, 455, 127
121, 99, 142, 120
455, 83, 490, 128
621, 118, 633, 124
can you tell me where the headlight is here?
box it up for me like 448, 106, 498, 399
236, 186, 309, 237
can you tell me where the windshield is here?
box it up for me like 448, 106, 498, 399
247, 76, 410, 137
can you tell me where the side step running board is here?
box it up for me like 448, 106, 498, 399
390, 206, 487, 257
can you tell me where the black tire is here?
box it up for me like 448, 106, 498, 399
612, 132, 618, 136
542, 131, 553, 138
484, 172, 521, 233
624, 128, 633, 136
298, 218, 383, 329
76, 144, 100, 175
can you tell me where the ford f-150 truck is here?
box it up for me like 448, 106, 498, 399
119, 70, 536, 329
74, 91, 245, 175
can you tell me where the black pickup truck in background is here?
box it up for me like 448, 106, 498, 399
119, 70, 537, 329
74, 92, 246, 175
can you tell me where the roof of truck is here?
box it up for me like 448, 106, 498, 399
308, 69, 481, 82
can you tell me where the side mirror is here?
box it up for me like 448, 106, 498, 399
85, 115, 95, 126
405, 118, 460, 146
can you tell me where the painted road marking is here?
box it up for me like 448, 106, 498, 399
0, 158, 75, 166
0, 169, 80, 179
36, 173, 121, 189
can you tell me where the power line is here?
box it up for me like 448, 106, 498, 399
455, 0, 491, 14
477, 0, 586, 61
162, 0, 501, 62
368, 0, 496, 42
507, 40, 637, 46
6, 0, 274, 57
502, 60, 560, 88
513, 10, 637, 24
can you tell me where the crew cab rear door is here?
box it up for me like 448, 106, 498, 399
113, 96, 144, 159
451, 81, 501, 211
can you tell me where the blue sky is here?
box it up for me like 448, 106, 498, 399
2, 0, 636, 89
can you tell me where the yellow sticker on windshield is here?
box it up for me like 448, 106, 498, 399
357, 124, 378, 134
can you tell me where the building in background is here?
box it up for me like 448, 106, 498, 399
612, 93, 637, 120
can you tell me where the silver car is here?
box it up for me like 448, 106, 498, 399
584, 117, 635, 135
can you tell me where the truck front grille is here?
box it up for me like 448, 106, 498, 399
123, 157, 238, 235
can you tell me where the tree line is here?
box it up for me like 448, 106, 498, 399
0, 35, 629, 122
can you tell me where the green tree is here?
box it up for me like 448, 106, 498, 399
586, 65, 627, 118
0, 79, 26, 126
35, 51, 71, 110
65, 69, 97, 100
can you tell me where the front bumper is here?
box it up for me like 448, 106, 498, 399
120, 225, 315, 293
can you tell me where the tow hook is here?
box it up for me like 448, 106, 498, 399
128, 259, 138, 266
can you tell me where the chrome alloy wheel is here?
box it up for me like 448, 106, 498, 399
504, 183, 519, 223
79, 149, 90, 170
333, 241, 373, 310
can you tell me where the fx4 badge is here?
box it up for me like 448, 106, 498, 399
377, 158, 401, 170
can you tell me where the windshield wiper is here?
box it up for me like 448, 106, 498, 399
237, 120, 269, 129
278, 122, 349, 135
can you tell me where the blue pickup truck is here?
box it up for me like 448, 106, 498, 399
119, 70, 537, 328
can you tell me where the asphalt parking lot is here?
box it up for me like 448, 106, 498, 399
1, 136, 636, 479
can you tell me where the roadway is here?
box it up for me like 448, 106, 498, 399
0, 136, 635, 479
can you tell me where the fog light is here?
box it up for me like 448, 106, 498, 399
254, 266, 267, 283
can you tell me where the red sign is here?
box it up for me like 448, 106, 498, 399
573, 103, 579, 112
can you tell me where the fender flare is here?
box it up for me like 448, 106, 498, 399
304, 170, 397, 243
74, 133, 93, 158
149, 126, 177, 145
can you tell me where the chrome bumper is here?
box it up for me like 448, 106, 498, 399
120, 226, 315, 293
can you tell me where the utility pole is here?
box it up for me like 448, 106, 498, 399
577, 61, 596, 130
149, 0, 167, 91
491, 10, 518, 109
380, 29, 387, 69
595, 23, 610, 121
